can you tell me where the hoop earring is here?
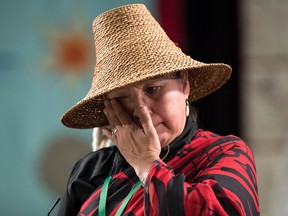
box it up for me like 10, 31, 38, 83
185, 99, 190, 117
161, 145, 170, 160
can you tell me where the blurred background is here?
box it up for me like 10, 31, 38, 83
0, 0, 287, 215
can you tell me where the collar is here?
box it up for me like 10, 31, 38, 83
160, 117, 198, 162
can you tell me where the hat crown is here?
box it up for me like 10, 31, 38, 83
89, 4, 185, 96
92, 4, 168, 59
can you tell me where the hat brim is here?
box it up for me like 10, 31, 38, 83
61, 63, 231, 129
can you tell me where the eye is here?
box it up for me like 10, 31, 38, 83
114, 96, 128, 100
113, 96, 129, 103
145, 86, 160, 95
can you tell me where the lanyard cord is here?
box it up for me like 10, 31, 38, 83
99, 176, 112, 216
98, 176, 142, 216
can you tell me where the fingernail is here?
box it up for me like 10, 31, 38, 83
140, 106, 146, 113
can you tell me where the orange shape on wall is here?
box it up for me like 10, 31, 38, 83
49, 29, 93, 75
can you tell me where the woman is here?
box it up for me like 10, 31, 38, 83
57, 4, 260, 216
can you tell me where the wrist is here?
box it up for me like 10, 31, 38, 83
139, 171, 149, 186
136, 163, 154, 186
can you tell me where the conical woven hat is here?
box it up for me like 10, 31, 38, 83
61, 4, 232, 129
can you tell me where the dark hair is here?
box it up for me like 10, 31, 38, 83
189, 105, 198, 123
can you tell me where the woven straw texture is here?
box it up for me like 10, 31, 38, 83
61, 4, 232, 128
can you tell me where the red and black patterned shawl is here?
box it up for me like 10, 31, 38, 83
57, 118, 260, 215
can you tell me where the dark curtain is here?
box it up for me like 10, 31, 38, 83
157, 0, 241, 136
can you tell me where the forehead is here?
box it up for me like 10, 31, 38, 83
125, 73, 180, 88
106, 73, 181, 96
134, 72, 182, 86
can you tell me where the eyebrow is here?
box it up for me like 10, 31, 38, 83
107, 72, 182, 97
135, 74, 178, 88
151, 72, 182, 81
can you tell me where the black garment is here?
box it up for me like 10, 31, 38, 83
56, 117, 197, 216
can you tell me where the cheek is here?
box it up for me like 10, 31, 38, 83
153, 94, 186, 132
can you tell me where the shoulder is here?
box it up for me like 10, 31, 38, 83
189, 130, 257, 179
192, 129, 253, 155
194, 129, 246, 143
65, 146, 120, 197
70, 146, 118, 181
58, 146, 119, 214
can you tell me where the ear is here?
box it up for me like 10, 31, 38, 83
181, 70, 190, 98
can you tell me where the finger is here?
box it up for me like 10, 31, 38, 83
103, 108, 115, 129
138, 106, 155, 133
102, 127, 118, 144
110, 99, 133, 125
104, 99, 121, 127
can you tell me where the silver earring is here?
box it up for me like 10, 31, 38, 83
185, 99, 190, 116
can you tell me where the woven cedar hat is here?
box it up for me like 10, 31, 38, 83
61, 4, 232, 129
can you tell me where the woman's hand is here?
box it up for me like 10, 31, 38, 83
102, 99, 161, 177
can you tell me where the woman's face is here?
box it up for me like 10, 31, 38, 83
106, 72, 190, 147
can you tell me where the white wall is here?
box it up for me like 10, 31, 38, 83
241, 1, 288, 215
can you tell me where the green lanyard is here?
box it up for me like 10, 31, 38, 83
98, 176, 142, 216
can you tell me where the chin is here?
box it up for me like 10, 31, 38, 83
155, 125, 173, 146
158, 134, 171, 147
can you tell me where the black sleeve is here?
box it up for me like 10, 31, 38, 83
57, 160, 82, 216
56, 147, 119, 216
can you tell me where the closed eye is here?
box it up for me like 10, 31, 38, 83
145, 86, 161, 95
114, 96, 128, 100
113, 96, 129, 105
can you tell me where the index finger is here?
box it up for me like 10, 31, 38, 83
138, 106, 155, 133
